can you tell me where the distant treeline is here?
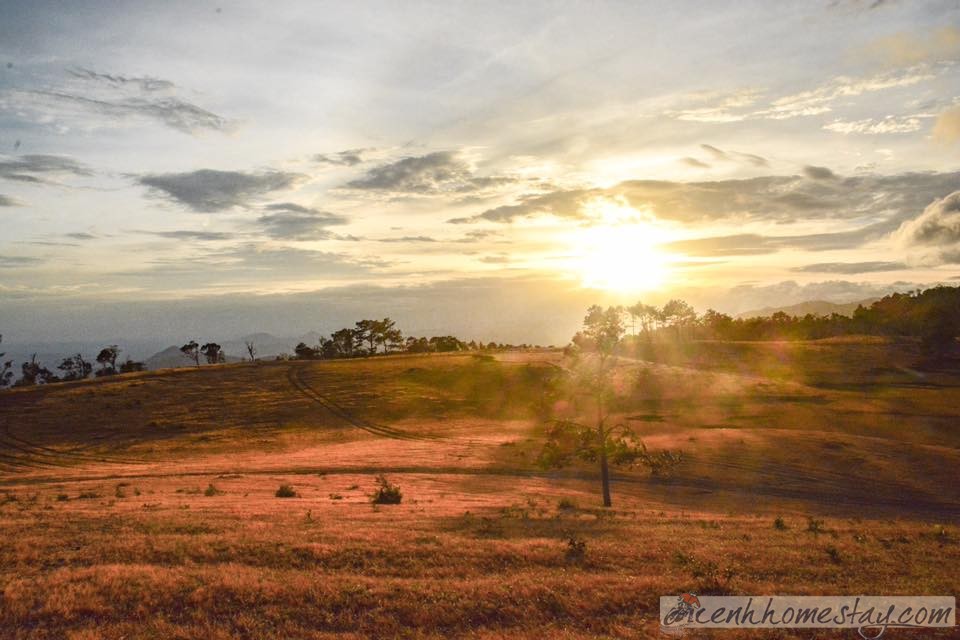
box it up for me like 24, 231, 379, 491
285, 317, 542, 360
0, 341, 144, 389
579, 285, 960, 350
0, 318, 545, 388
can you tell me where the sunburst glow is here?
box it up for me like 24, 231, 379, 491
566, 201, 673, 293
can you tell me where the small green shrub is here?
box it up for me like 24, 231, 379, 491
275, 484, 298, 498
370, 474, 402, 504
204, 484, 223, 497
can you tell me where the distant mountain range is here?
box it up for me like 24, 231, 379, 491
143, 332, 321, 370
737, 298, 878, 320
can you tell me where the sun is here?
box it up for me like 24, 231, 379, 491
566, 201, 672, 293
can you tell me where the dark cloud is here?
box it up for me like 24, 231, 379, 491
792, 261, 908, 274
314, 148, 371, 167
66, 67, 175, 93
8, 66, 231, 135
257, 203, 348, 240
681, 157, 710, 169
0, 194, 19, 206
138, 169, 304, 212
64, 232, 96, 240
803, 165, 837, 180
452, 171, 960, 229
28, 90, 230, 134
346, 151, 515, 195
448, 188, 593, 224
0, 154, 92, 183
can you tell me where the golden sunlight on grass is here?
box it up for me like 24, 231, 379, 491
566, 200, 674, 293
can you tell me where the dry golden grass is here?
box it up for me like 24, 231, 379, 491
0, 348, 957, 638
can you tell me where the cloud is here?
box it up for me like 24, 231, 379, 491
0, 256, 42, 268
0, 194, 20, 206
803, 165, 837, 180
452, 171, 960, 227
479, 253, 512, 264
864, 26, 960, 66
671, 66, 937, 123
0, 154, 92, 184
2, 67, 231, 135
933, 106, 960, 144
697, 144, 768, 167
137, 229, 237, 241
138, 169, 304, 212
453, 229, 503, 243
314, 149, 370, 167
64, 232, 96, 240
257, 202, 348, 240
824, 115, 924, 135
895, 191, 960, 248
345, 151, 515, 195
792, 261, 907, 274
663, 222, 894, 257
448, 188, 593, 224
700, 144, 728, 160
377, 235, 437, 243
680, 157, 710, 169
66, 67, 175, 92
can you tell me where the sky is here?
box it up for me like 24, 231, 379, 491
1, 0, 959, 346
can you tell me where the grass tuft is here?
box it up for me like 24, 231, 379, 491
275, 484, 298, 498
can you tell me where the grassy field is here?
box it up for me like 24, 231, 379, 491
0, 346, 958, 638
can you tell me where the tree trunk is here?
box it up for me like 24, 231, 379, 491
599, 442, 612, 507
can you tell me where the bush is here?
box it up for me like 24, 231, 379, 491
773, 516, 787, 530
807, 517, 826, 534
204, 484, 223, 497
275, 484, 298, 498
557, 497, 578, 510
565, 536, 587, 562
370, 474, 402, 504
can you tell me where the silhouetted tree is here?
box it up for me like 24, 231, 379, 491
330, 328, 358, 357
58, 353, 92, 381
0, 335, 13, 388
355, 319, 379, 355
201, 343, 224, 364
662, 299, 696, 340
294, 342, 318, 360
180, 341, 200, 367
16, 354, 58, 386
118, 359, 145, 373
244, 340, 257, 362
375, 318, 401, 353
96, 345, 121, 376
542, 305, 633, 506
